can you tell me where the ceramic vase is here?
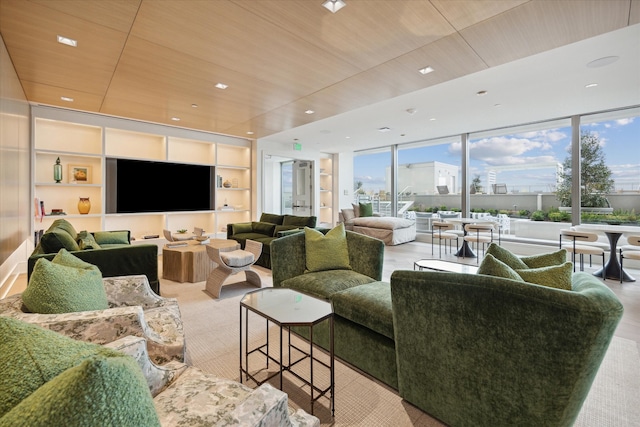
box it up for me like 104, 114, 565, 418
78, 197, 91, 214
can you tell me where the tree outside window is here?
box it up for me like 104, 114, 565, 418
556, 131, 614, 207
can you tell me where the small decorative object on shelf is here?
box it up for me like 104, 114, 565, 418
53, 157, 63, 183
77, 197, 91, 214
223, 179, 232, 188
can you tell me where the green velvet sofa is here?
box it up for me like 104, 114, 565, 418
270, 230, 398, 388
272, 231, 624, 425
227, 213, 317, 269
28, 219, 160, 295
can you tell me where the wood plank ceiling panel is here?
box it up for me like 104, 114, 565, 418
0, 0, 132, 98
129, 0, 360, 93
460, 0, 633, 67
21, 81, 105, 112
102, 36, 296, 130
630, 0, 640, 24
430, 0, 529, 31
235, 0, 457, 69
224, 32, 489, 139
28, 0, 141, 32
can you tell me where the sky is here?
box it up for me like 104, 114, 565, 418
354, 115, 640, 194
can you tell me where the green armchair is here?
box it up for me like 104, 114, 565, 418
390, 269, 624, 427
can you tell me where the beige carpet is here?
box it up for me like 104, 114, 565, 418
160, 267, 640, 426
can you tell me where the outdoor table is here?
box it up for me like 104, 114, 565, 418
575, 224, 638, 282
446, 217, 497, 258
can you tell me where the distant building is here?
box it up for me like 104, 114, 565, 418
386, 161, 459, 195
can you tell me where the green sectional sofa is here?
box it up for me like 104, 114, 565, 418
227, 213, 316, 269
272, 232, 624, 426
28, 219, 160, 294
270, 230, 398, 387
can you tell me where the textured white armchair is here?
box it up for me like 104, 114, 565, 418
106, 335, 320, 427
0, 275, 185, 364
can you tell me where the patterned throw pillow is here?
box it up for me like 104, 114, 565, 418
304, 223, 351, 272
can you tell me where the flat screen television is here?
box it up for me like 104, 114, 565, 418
106, 158, 215, 213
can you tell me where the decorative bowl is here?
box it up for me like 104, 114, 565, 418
177, 229, 187, 233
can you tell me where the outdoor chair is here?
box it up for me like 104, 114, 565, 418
559, 229, 606, 274
464, 223, 496, 264
431, 221, 459, 259
620, 235, 640, 283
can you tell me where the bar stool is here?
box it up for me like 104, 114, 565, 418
431, 221, 459, 259
620, 235, 640, 283
464, 223, 495, 264
559, 229, 605, 273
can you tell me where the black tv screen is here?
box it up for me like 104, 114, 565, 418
106, 158, 215, 213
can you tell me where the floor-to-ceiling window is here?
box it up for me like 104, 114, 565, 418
468, 119, 572, 217
396, 137, 462, 230
353, 105, 639, 234
353, 147, 391, 216
577, 108, 640, 224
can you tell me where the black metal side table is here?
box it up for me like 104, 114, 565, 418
240, 288, 334, 416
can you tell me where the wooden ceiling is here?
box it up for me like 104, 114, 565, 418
0, 0, 638, 143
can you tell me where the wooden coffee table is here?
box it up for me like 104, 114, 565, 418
163, 239, 239, 283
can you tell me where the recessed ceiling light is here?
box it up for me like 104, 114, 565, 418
406, 108, 417, 115
322, 0, 346, 13
246, 131, 254, 135
476, 90, 488, 96
345, 136, 351, 139
418, 66, 434, 75
305, 110, 315, 114
60, 96, 74, 102
191, 104, 198, 108
57, 35, 77, 47
378, 127, 391, 132
494, 103, 502, 107
585, 83, 598, 88
586, 56, 619, 68
171, 117, 180, 121
215, 83, 228, 90
429, 118, 436, 121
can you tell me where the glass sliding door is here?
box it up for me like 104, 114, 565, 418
353, 148, 391, 216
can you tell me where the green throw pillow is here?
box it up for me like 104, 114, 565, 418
76, 230, 102, 250
477, 254, 524, 282
52, 248, 99, 270
39, 219, 81, 253
22, 253, 108, 314
259, 213, 284, 225
515, 262, 573, 290
251, 221, 276, 236
232, 222, 253, 234
2, 357, 160, 427
304, 223, 351, 272
485, 243, 528, 270
0, 317, 127, 418
93, 230, 130, 245
359, 202, 374, 217
283, 214, 316, 227
520, 248, 568, 268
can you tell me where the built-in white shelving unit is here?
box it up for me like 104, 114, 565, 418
32, 106, 252, 241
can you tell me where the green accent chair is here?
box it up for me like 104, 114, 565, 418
390, 269, 624, 427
